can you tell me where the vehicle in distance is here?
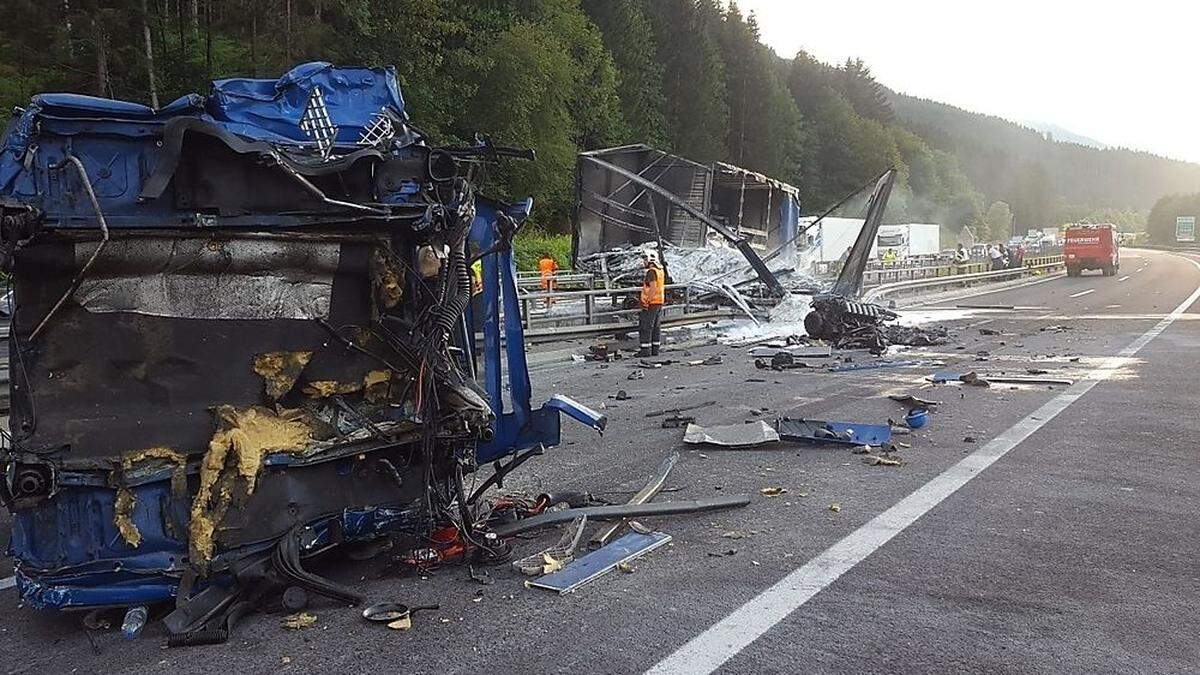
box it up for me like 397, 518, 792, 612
1064, 223, 1119, 277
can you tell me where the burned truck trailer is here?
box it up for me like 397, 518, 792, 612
0, 63, 600, 620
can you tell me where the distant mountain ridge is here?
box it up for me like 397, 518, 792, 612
1019, 121, 1107, 150
886, 90, 1200, 224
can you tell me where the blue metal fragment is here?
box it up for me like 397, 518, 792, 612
775, 418, 892, 446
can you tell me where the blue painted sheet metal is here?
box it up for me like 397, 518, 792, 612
775, 418, 892, 447
12, 478, 424, 610
0, 62, 405, 210
208, 62, 407, 144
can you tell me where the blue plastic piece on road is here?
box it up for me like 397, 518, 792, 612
527, 531, 672, 594
905, 408, 930, 429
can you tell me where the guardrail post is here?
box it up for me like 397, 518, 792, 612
585, 294, 595, 325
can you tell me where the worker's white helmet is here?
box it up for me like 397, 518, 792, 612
642, 248, 660, 265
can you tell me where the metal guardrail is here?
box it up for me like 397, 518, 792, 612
861, 254, 1063, 288
516, 282, 706, 331
515, 270, 596, 291
863, 256, 1064, 302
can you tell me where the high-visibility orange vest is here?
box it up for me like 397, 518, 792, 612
641, 265, 665, 308
538, 257, 558, 286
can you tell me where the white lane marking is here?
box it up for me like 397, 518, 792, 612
964, 318, 994, 329
1068, 289, 1095, 298
647, 255, 1200, 675
0, 576, 14, 591
1118, 275, 1130, 282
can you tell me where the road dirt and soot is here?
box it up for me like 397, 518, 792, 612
0, 248, 1196, 674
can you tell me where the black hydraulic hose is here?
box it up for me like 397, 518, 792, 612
433, 195, 474, 338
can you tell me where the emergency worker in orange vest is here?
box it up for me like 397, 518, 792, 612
538, 252, 558, 307
637, 249, 666, 357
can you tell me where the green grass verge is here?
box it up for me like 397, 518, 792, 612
512, 228, 572, 272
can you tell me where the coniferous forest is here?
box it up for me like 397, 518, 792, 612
3, 0, 1196, 241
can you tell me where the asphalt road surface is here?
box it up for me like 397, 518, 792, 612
2, 248, 1198, 674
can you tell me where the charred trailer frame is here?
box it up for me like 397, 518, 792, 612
0, 62, 601, 615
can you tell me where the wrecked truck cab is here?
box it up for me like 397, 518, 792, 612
0, 62, 601, 616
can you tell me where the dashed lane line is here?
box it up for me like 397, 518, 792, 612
1068, 288, 1095, 298
646, 254, 1200, 675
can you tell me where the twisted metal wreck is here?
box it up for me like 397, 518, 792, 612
0, 63, 602, 633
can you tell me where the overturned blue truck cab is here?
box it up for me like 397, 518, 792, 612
0, 62, 602, 636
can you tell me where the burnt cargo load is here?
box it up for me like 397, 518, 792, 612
0, 62, 602, 613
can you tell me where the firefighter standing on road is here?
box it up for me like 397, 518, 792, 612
538, 252, 559, 308
638, 249, 666, 357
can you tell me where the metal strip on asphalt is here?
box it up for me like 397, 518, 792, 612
647, 254, 1200, 675
0, 576, 14, 591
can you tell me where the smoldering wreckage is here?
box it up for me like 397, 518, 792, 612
0, 63, 955, 646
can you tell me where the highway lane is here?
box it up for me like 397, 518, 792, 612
0, 249, 1196, 674
664, 248, 1200, 674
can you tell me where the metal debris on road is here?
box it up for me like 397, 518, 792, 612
490, 497, 752, 537
888, 394, 940, 407
985, 375, 1075, 386
661, 414, 696, 429
527, 531, 673, 595
747, 344, 833, 359
775, 418, 892, 447
512, 516, 590, 576
645, 400, 717, 418
590, 453, 679, 549
683, 421, 781, 447
827, 359, 927, 373
803, 296, 953, 352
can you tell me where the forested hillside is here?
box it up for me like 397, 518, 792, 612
1, 0, 1194, 239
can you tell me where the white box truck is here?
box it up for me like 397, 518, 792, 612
875, 223, 940, 260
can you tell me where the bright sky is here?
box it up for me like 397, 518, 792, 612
738, 0, 1197, 163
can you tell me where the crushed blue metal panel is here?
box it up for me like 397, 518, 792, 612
775, 418, 892, 447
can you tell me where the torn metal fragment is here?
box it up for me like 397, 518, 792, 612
682, 421, 780, 447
